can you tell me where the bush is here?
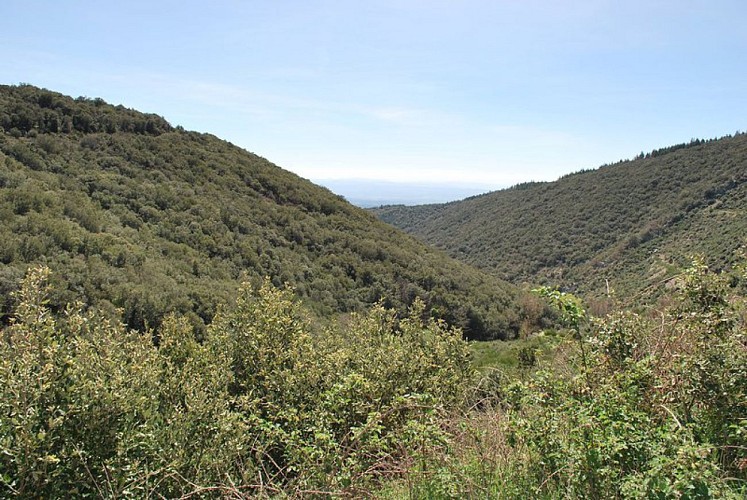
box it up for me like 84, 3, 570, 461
504, 260, 747, 498
393, 260, 746, 498
0, 267, 472, 496
208, 280, 472, 492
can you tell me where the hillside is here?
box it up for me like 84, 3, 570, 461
373, 135, 747, 298
0, 84, 539, 340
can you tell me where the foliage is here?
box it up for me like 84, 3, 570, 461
0, 84, 541, 340
394, 260, 747, 499
532, 287, 586, 335
4, 84, 745, 498
515, 261, 746, 497
373, 133, 747, 300
0, 266, 473, 496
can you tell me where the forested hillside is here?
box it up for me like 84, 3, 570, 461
0, 84, 540, 340
373, 134, 747, 298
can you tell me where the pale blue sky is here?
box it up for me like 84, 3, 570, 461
1, 0, 745, 189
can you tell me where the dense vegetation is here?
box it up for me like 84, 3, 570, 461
2, 261, 744, 497
2, 83, 744, 497
373, 134, 747, 299
0, 266, 472, 496
0, 84, 543, 341
390, 259, 747, 498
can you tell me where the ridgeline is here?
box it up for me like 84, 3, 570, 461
0, 84, 541, 340
373, 134, 747, 301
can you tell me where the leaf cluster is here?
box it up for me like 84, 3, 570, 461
390, 260, 746, 498
502, 261, 747, 497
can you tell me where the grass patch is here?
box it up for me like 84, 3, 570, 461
469, 332, 559, 373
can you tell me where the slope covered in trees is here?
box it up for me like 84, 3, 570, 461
0, 84, 540, 340
373, 134, 747, 298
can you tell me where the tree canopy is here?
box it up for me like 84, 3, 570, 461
373, 133, 747, 300
0, 84, 544, 340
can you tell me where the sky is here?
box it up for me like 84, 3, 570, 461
1, 0, 746, 194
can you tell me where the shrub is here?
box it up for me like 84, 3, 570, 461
505, 260, 747, 497
0, 267, 472, 496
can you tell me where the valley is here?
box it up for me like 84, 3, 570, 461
1, 85, 744, 498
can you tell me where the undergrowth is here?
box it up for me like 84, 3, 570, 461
385, 258, 747, 499
0, 267, 471, 497
1, 259, 745, 498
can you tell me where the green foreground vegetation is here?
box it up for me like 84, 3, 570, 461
1, 266, 471, 497
1, 260, 745, 498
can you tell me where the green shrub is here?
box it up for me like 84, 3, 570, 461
0, 267, 472, 496
393, 260, 746, 499
208, 280, 472, 491
505, 260, 747, 498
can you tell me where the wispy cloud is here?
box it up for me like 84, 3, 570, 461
365, 106, 458, 128
488, 124, 583, 149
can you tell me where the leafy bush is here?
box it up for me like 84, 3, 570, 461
504, 260, 747, 498
0, 267, 472, 496
208, 280, 472, 492
392, 260, 746, 499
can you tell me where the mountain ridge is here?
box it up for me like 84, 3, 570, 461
372, 133, 747, 300
0, 84, 541, 340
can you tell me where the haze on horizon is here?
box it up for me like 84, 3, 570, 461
1, 0, 746, 201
